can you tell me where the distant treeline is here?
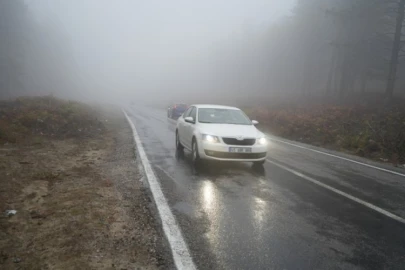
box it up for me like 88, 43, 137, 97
0, 0, 79, 100
175, 0, 405, 103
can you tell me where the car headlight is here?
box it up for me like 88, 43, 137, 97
257, 137, 267, 145
202, 134, 220, 143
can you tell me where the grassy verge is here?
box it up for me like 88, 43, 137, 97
0, 96, 104, 144
244, 103, 405, 165
0, 96, 170, 269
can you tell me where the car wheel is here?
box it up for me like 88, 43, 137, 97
176, 131, 184, 151
192, 139, 200, 164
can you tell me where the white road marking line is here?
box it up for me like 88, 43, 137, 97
266, 158, 405, 224
123, 110, 196, 270
267, 136, 405, 177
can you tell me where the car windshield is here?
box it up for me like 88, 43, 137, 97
175, 104, 188, 111
198, 108, 252, 125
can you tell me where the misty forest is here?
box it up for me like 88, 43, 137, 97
3, 1, 405, 269
1, 0, 405, 162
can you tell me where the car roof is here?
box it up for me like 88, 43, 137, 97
191, 104, 240, 110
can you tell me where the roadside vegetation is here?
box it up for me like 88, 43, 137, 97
0, 96, 169, 269
245, 96, 405, 165
0, 96, 104, 144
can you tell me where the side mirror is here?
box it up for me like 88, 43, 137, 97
252, 120, 259, 125
185, 116, 195, 123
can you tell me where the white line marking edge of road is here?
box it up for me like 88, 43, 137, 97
266, 158, 405, 224
267, 135, 405, 177
123, 110, 196, 270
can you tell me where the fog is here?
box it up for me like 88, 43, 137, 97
2, 0, 405, 105
27, 0, 294, 104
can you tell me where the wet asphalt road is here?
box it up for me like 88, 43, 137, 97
127, 105, 405, 270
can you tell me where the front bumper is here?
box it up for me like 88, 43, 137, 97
199, 141, 267, 162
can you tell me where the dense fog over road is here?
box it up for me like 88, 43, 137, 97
26, 0, 294, 104
2, 0, 405, 105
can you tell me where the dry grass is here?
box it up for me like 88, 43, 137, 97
0, 99, 169, 269
245, 103, 405, 164
0, 96, 105, 144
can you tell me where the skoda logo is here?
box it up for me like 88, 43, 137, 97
236, 136, 244, 141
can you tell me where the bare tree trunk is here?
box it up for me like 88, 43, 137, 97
333, 62, 340, 97
361, 72, 367, 93
326, 53, 336, 95
339, 54, 350, 98
385, 0, 405, 99
347, 70, 356, 95
301, 56, 313, 97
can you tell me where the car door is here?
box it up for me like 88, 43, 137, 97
183, 107, 196, 149
178, 107, 192, 146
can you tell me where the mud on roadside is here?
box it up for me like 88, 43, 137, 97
0, 105, 172, 269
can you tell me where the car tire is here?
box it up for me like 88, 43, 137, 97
191, 138, 200, 165
176, 131, 184, 151
253, 160, 265, 166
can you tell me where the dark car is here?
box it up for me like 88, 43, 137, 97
167, 104, 188, 119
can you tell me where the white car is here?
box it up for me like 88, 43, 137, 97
175, 104, 268, 165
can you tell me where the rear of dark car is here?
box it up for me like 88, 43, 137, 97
170, 104, 188, 119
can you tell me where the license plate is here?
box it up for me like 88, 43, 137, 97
229, 147, 252, 153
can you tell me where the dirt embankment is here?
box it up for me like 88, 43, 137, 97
0, 97, 172, 269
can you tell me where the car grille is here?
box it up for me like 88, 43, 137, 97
205, 150, 266, 159
222, 137, 256, 146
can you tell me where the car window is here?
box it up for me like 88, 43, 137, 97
174, 104, 187, 112
189, 107, 196, 120
176, 104, 188, 110
198, 108, 252, 125
175, 107, 187, 113
183, 107, 192, 117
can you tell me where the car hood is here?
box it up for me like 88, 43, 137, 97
198, 123, 263, 138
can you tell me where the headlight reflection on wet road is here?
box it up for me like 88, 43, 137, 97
201, 180, 216, 214
199, 179, 223, 255
253, 196, 267, 232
